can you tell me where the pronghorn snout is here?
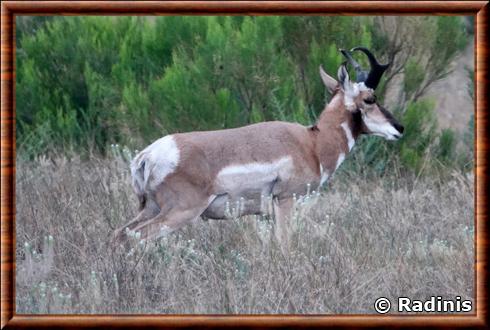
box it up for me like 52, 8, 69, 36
360, 109, 404, 141
392, 122, 404, 139
393, 122, 404, 134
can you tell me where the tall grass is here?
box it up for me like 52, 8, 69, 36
16, 153, 474, 314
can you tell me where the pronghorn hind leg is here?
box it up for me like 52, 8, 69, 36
273, 197, 294, 254
131, 198, 212, 241
112, 198, 160, 245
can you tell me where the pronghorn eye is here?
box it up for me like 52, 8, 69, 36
364, 96, 376, 105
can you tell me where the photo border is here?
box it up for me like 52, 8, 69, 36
1, 1, 488, 328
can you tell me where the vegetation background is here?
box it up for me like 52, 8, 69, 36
15, 16, 474, 314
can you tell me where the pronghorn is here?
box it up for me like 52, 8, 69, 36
113, 47, 404, 249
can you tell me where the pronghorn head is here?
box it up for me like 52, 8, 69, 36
320, 47, 404, 141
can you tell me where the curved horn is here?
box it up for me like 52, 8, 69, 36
340, 48, 368, 83
351, 46, 390, 89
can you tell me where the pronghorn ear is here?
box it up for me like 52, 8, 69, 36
337, 62, 351, 91
319, 65, 338, 94
337, 62, 358, 112
337, 62, 356, 94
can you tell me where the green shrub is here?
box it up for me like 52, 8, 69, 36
437, 129, 456, 165
404, 59, 425, 100
15, 16, 471, 176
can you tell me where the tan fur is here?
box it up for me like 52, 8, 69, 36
113, 67, 403, 253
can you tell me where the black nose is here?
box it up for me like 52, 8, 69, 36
393, 122, 404, 134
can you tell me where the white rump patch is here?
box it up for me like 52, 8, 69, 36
131, 135, 180, 192
340, 121, 355, 151
335, 153, 346, 170
216, 156, 294, 193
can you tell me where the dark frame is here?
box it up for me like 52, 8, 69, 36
1, 1, 488, 328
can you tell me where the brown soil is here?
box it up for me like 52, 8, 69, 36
426, 39, 474, 134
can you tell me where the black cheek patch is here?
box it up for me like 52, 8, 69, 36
378, 105, 395, 120
364, 96, 376, 104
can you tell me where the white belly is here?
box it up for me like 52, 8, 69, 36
203, 156, 294, 219
215, 156, 294, 197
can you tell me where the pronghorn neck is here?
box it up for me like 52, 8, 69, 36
313, 92, 363, 175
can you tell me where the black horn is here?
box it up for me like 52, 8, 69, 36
340, 49, 368, 83
351, 46, 390, 90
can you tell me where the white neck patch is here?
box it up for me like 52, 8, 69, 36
319, 164, 330, 187
340, 121, 355, 151
335, 153, 346, 170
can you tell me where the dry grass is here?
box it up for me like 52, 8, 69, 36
15, 152, 474, 314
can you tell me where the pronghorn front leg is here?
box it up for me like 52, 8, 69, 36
273, 197, 294, 254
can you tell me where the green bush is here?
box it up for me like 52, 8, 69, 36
437, 129, 456, 165
15, 16, 472, 175
404, 59, 425, 100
